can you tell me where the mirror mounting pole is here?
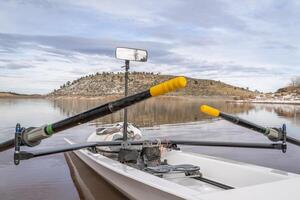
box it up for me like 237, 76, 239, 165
115, 47, 148, 142
123, 60, 130, 141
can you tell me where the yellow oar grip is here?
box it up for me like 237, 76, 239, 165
150, 76, 187, 96
200, 105, 220, 117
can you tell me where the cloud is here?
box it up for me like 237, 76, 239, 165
261, 41, 298, 51
0, 1, 300, 93
0, 63, 35, 70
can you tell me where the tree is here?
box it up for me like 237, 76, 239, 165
291, 76, 300, 87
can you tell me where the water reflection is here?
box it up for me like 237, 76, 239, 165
261, 104, 299, 123
1, 98, 300, 200
50, 97, 255, 127
270, 105, 299, 124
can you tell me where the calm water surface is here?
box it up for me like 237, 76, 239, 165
0, 97, 300, 200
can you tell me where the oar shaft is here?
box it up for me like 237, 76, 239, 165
200, 105, 283, 141
0, 138, 14, 152
220, 113, 283, 141
50, 91, 151, 133
22, 77, 187, 147
201, 105, 300, 147
220, 112, 268, 134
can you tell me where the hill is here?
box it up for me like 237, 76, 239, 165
276, 86, 300, 94
273, 85, 300, 101
0, 92, 42, 98
237, 85, 300, 104
49, 72, 256, 98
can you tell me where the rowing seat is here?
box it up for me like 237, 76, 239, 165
145, 164, 200, 176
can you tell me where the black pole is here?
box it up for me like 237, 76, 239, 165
123, 60, 130, 141
23, 90, 152, 147
220, 112, 268, 134
166, 140, 284, 149
286, 136, 300, 147
0, 138, 14, 152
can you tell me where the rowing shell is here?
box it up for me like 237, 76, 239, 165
64, 131, 300, 200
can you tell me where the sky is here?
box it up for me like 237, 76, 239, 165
0, 0, 300, 94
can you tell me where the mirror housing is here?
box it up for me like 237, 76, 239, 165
115, 47, 148, 62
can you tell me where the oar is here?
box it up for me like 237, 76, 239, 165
15, 139, 284, 162
0, 76, 187, 152
0, 138, 14, 152
200, 105, 300, 147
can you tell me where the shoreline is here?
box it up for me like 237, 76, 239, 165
0, 95, 44, 99
0, 94, 236, 102
45, 95, 235, 101
2, 94, 300, 105
227, 100, 300, 105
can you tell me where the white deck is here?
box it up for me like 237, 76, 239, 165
164, 150, 298, 188
165, 176, 222, 194
66, 135, 300, 200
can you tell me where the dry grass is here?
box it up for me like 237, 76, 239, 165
50, 72, 256, 98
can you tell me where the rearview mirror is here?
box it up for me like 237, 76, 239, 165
115, 47, 148, 62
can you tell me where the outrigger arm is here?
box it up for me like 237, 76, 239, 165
14, 139, 285, 162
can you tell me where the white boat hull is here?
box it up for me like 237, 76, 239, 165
73, 149, 187, 200
66, 138, 300, 200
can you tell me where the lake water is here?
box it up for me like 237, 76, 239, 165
0, 97, 300, 200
